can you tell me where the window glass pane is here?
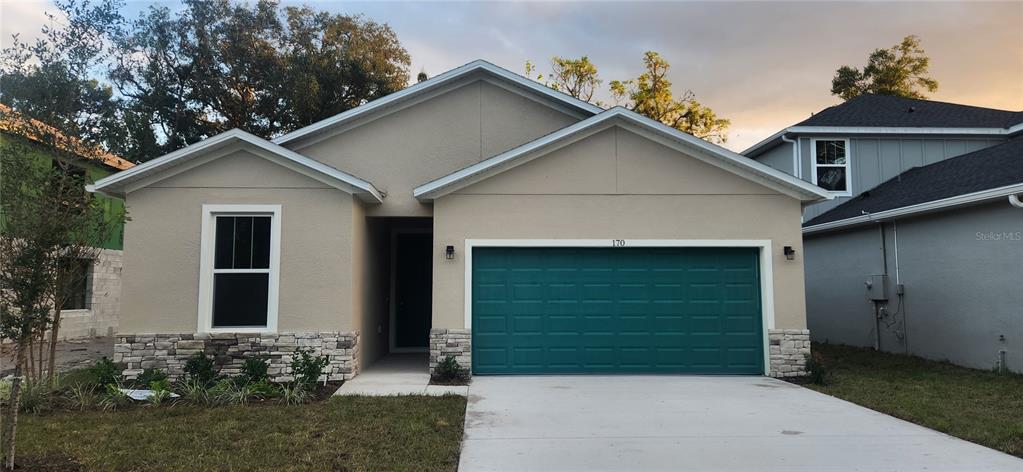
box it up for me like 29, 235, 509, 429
63, 258, 91, 310
815, 140, 846, 165
233, 216, 253, 269
251, 216, 271, 269
816, 167, 847, 191
214, 216, 235, 269
212, 273, 269, 327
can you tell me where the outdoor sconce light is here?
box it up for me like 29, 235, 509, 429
445, 245, 455, 260
783, 246, 796, 261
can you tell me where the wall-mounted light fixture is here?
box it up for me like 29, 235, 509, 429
445, 245, 455, 260
783, 246, 796, 261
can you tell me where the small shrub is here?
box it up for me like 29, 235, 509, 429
290, 349, 330, 388
432, 356, 470, 384
99, 382, 132, 410
18, 380, 54, 413
89, 357, 122, 386
184, 351, 217, 387
805, 351, 832, 385
0, 378, 11, 403
240, 357, 269, 384
136, 368, 168, 388
146, 379, 174, 407
176, 378, 210, 406
278, 382, 310, 406
64, 384, 99, 410
248, 379, 278, 399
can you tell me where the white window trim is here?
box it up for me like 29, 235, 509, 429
810, 138, 853, 197
462, 239, 777, 376
198, 204, 282, 334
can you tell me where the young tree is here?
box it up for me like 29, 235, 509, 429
0, 114, 122, 469
831, 35, 939, 101
611, 52, 730, 144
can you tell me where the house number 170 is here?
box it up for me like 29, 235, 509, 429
612, 239, 627, 247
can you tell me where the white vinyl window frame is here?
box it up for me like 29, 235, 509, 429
462, 239, 777, 376
198, 204, 282, 333
810, 138, 852, 197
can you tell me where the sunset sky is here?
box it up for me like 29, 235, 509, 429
3, 0, 1021, 151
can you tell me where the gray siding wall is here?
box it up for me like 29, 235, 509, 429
756, 140, 794, 175
753, 137, 1006, 221
800, 136, 1005, 221
804, 201, 1023, 372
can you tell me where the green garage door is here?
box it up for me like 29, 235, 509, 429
472, 247, 763, 374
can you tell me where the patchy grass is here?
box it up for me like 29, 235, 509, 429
806, 343, 1023, 458
14, 395, 467, 471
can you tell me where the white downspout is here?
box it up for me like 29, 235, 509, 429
1009, 194, 1023, 209
781, 134, 799, 178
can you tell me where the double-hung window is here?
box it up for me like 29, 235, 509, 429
811, 139, 851, 196
199, 205, 280, 332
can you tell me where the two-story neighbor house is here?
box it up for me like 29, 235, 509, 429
0, 104, 134, 340
745, 94, 1023, 373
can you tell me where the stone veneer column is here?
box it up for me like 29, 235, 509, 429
768, 329, 811, 377
114, 331, 360, 382
429, 328, 471, 374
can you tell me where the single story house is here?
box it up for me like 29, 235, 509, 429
745, 94, 1023, 372
91, 60, 828, 381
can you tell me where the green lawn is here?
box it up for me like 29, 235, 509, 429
14, 395, 467, 471
806, 343, 1023, 458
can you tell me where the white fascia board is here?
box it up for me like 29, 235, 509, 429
271, 59, 602, 147
741, 130, 788, 157
803, 182, 1023, 234
88, 129, 383, 203
414, 107, 829, 202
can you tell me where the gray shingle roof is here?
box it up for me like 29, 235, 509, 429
805, 137, 1023, 226
797, 94, 1023, 129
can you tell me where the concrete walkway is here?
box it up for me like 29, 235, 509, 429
333, 353, 468, 396
459, 376, 1023, 472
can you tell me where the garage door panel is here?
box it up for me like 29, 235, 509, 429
472, 247, 763, 374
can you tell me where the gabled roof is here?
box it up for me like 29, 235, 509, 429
743, 95, 1023, 157
414, 107, 829, 202
272, 59, 604, 147
797, 94, 1023, 129
87, 129, 383, 203
804, 137, 1023, 233
0, 103, 134, 171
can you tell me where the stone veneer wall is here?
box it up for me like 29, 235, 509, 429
427, 328, 809, 378
59, 248, 123, 339
768, 329, 811, 377
429, 328, 471, 374
114, 331, 359, 382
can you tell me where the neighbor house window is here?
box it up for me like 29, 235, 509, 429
63, 258, 92, 310
812, 139, 851, 195
199, 205, 280, 332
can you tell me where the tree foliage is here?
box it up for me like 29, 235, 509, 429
831, 35, 938, 101
526, 56, 602, 103
526, 52, 730, 143
0, 0, 411, 163
0, 0, 125, 154
108, 0, 410, 158
610, 52, 730, 144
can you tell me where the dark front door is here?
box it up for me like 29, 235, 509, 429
394, 232, 432, 350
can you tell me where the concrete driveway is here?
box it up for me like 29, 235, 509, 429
459, 376, 1022, 472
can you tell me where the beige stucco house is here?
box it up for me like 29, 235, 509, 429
90, 60, 828, 381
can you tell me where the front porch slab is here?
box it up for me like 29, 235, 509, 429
334, 353, 468, 396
